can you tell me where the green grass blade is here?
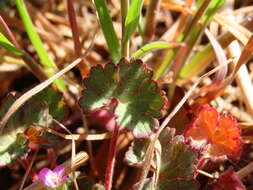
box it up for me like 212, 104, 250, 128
178, 0, 225, 79
179, 30, 235, 80
154, 0, 225, 79
15, 0, 66, 91
123, 0, 144, 44
0, 32, 23, 56
94, 0, 120, 62
132, 41, 181, 58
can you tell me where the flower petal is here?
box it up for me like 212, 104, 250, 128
38, 168, 57, 187
53, 165, 65, 177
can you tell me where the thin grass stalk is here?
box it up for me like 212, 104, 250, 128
154, 0, 212, 79
143, 0, 161, 44
67, 0, 89, 77
121, 0, 129, 58
0, 14, 48, 81
15, 0, 66, 91
0, 14, 20, 48
66, 0, 98, 177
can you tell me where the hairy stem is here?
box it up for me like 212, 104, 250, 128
104, 126, 120, 190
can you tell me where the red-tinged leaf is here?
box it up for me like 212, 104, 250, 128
184, 106, 242, 161
79, 58, 168, 138
127, 128, 198, 189
206, 168, 246, 190
24, 125, 41, 137
125, 138, 151, 167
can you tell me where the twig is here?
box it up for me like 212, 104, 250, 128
197, 169, 216, 179
228, 40, 253, 116
237, 162, 253, 179
53, 119, 78, 190
0, 14, 48, 81
0, 14, 20, 48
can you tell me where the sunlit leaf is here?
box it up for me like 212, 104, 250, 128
79, 58, 167, 138
132, 41, 181, 58
184, 106, 242, 161
127, 128, 198, 189
20, 125, 50, 145
125, 138, 151, 166
123, 0, 144, 43
93, 0, 120, 62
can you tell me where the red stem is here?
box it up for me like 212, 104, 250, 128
194, 157, 209, 178
18, 158, 38, 181
0, 14, 20, 48
66, 0, 89, 77
104, 126, 120, 190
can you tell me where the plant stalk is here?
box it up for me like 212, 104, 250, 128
15, 0, 66, 91
121, 0, 129, 58
154, 0, 212, 80
67, 0, 89, 78
143, 0, 161, 44
0, 14, 48, 81
104, 126, 120, 190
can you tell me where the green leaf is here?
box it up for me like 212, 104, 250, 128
142, 179, 198, 190
155, 132, 198, 189
159, 135, 196, 179
132, 41, 181, 58
79, 59, 167, 137
125, 128, 175, 166
125, 138, 150, 166
129, 128, 198, 189
15, 0, 66, 91
123, 0, 144, 43
155, 0, 225, 79
0, 32, 23, 56
0, 88, 65, 166
93, 0, 120, 62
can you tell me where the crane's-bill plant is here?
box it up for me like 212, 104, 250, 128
0, 0, 250, 189
79, 58, 167, 137
79, 58, 168, 189
126, 128, 198, 189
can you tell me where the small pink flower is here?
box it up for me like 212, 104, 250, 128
38, 165, 67, 188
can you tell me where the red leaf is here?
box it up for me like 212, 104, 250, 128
22, 125, 50, 145
184, 106, 242, 161
207, 168, 246, 190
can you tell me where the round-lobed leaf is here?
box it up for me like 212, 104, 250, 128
79, 58, 168, 137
